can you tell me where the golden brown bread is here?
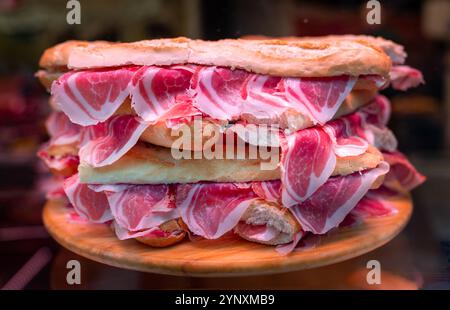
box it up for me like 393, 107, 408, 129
242, 34, 406, 65
78, 143, 383, 184
38, 37, 391, 77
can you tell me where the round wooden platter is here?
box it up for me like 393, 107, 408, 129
43, 194, 412, 277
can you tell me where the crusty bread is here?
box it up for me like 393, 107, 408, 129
39, 37, 391, 77
236, 199, 301, 245
78, 142, 383, 184
242, 34, 406, 65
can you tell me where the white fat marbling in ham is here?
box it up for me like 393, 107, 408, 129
100, 184, 178, 234
191, 66, 249, 120
51, 67, 138, 125
281, 127, 337, 208
79, 115, 149, 167
290, 161, 390, 234
63, 174, 113, 223
176, 183, 258, 239
129, 65, 197, 122
251, 181, 281, 203
284, 76, 357, 125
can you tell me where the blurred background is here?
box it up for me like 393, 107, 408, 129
0, 0, 449, 289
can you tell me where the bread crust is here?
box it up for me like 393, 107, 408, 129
78, 143, 383, 184
243, 34, 406, 65
39, 37, 391, 77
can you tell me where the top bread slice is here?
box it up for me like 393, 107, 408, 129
39, 36, 391, 77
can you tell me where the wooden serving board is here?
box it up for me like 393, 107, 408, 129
43, 194, 412, 277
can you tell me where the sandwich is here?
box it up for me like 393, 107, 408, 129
37, 36, 425, 253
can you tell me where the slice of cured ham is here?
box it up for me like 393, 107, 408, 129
251, 181, 281, 203
192, 66, 249, 120
290, 161, 389, 234
281, 127, 336, 207
129, 65, 196, 122
52, 66, 138, 125
382, 151, 426, 191
63, 174, 113, 223
390, 65, 424, 91
284, 76, 357, 125
176, 183, 258, 239
46, 111, 81, 146
101, 184, 178, 234
79, 115, 149, 167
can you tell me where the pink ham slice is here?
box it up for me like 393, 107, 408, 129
324, 113, 369, 157
290, 161, 389, 234
79, 114, 149, 167
251, 180, 281, 203
191, 66, 249, 120
46, 111, 81, 145
350, 191, 396, 218
97, 184, 179, 240
281, 127, 336, 207
242, 75, 289, 121
176, 183, 258, 239
383, 151, 426, 191
52, 67, 138, 126
284, 76, 357, 125
234, 223, 281, 242
63, 174, 113, 223
129, 65, 196, 122
390, 65, 424, 91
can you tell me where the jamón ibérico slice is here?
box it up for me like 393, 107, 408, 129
129, 65, 195, 122
324, 113, 369, 157
351, 191, 396, 218
46, 111, 81, 146
234, 222, 281, 242
383, 151, 426, 191
52, 67, 138, 126
176, 183, 257, 239
79, 115, 149, 167
251, 181, 281, 203
275, 231, 305, 255
284, 76, 357, 125
63, 174, 113, 223
98, 184, 178, 235
361, 95, 391, 127
192, 66, 249, 120
390, 65, 424, 91
281, 127, 336, 207
242, 75, 288, 121
290, 161, 389, 234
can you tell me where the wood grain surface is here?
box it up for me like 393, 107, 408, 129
42, 194, 412, 277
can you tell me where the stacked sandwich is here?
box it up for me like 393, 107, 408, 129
36, 36, 425, 252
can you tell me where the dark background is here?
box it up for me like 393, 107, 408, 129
0, 0, 449, 289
